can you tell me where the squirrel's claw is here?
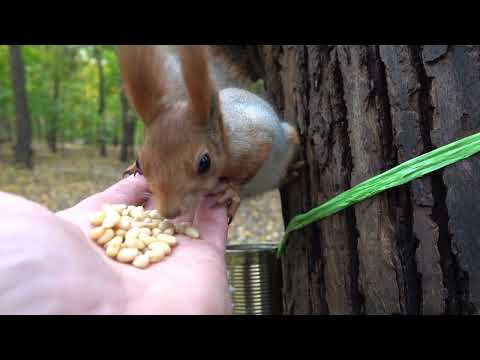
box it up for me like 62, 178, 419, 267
122, 160, 143, 178
211, 182, 241, 224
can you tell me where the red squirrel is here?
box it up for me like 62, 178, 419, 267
118, 45, 301, 222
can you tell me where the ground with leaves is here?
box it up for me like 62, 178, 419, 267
0, 143, 284, 244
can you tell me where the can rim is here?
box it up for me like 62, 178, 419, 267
226, 243, 278, 254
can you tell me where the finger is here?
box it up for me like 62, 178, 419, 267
75, 175, 151, 211
143, 196, 155, 210
192, 195, 228, 251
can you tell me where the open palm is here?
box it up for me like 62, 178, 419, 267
0, 175, 232, 315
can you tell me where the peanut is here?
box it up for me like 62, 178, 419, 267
149, 209, 163, 220
138, 233, 150, 242
185, 226, 200, 239
145, 249, 165, 263
104, 236, 123, 249
130, 206, 145, 220
163, 227, 175, 236
102, 212, 121, 229
97, 228, 115, 245
125, 237, 145, 250
117, 248, 139, 263
124, 237, 138, 248
119, 216, 132, 230
115, 229, 127, 237
174, 223, 187, 235
106, 243, 121, 258
158, 220, 173, 232
90, 226, 105, 241
139, 228, 151, 236
90, 203, 199, 269
142, 236, 157, 246
90, 211, 106, 227
148, 241, 171, 255
125, 228, 141, 242
132, 254, 150, 269
131, 221, 145, 228
156, 233, 177, 247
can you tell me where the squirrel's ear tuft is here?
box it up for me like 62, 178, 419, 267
118, 46, 168, 124
178, 46, 220, 127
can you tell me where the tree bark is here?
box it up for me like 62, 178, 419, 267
94, 46, 107, 157
9, 45, 32, 168
47, 75, 60, 153
112, 124, 119, 147
120, 88, 135, 162
233, 45, 480, 315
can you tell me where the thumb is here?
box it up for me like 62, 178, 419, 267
192, 195, 229, 251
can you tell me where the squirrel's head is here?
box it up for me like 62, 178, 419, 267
118, 45, 229, 219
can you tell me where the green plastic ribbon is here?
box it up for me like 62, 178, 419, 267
277, 131, 480, 257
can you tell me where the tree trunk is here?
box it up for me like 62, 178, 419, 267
9, 45, 32, 168
112, 124, 119, 147
94, 46, 107, 157
120, 87, 135, 162
47, 75, 60, 153
235, 45, 480, 315
0, 117, 12, 143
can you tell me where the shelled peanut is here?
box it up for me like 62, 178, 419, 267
89, 204, 200, 269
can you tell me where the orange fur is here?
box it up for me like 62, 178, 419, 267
117, 46, 169, 123
178, 46, 214, 125
119, 45, 230, 218
119, 45, 296, 220
223, 142, 272, 185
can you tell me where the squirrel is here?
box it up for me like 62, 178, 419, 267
118, 45, 302, 222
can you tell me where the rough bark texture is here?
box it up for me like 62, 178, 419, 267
9, 45, 33, 168
120, 88, 135, 162
224, 45, 480, 314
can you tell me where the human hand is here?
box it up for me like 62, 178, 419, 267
0, 175, 232, 315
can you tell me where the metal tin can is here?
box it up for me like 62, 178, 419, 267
226, 243, 283, 315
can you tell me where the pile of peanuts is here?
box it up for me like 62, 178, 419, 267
89, 204, 200, 269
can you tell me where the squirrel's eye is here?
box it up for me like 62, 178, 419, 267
197, 153, 211, 175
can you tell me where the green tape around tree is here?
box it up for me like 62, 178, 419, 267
276, 131, 480, 258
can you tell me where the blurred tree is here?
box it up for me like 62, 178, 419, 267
93, 45, 107, 157
44, 45, 78, 152
9, 45, 32, 168
112, 120, 119, 147
48, 47, 61, 152
120, 87, 136, 162
0, 47, 13, 143
1, 45, 129, 152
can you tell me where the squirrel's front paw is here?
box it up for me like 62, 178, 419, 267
122, 160, 142, 178
210, 182, 241, 224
